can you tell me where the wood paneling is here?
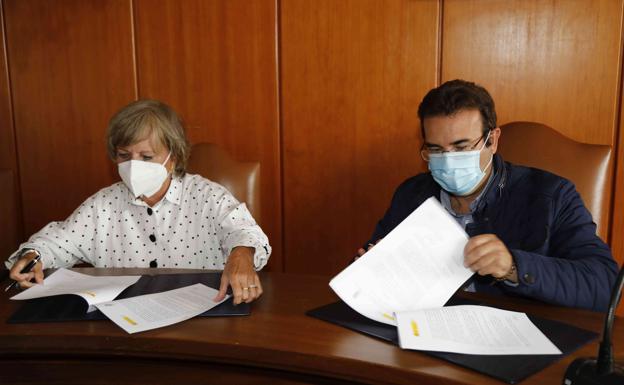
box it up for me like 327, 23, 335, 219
4, 0, 624, 316
442, 0, 622, 146
0, 169, 18, 262
0, 1, 16, 174
4, 0, 136, 237
0, 0, 15, 262
281, 0, 439, 275
133, 0, 282, 270
612, 68, 624, 316
611, 126, 624, 264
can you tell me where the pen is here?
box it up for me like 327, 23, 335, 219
4, 254, 42, 292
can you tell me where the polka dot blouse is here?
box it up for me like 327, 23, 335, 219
6, 174, 271, 270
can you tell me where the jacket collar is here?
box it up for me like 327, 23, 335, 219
472, 153, 507, 218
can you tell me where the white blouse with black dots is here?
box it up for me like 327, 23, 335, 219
6, 174, 271, 270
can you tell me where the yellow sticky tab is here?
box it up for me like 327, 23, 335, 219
83, 291, 96, 297
382, 313, 395, 321
123, 316, 137, 326
411, 320, 419, 336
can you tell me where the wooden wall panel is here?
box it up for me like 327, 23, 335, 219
133, 0, 282, 270
0, 1, 17, 176
0, 0, 20, 259
613, 152, 623, 316
281, 0, 439, 275
442, 0, 622, 146
4, 0, 136, 237
613, 75, 624, 316
0, 169, 18, 262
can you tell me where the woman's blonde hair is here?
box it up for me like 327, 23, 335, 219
107, 99, 190, 176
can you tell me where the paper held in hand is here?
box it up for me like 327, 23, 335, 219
330, 197, 473, 325
329, 197, 562, 355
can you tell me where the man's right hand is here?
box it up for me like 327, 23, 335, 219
9, 252, 44, 289
353, 239, 382, 261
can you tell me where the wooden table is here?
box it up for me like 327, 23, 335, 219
0, 268, 621, 385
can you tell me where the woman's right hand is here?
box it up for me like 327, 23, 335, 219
9, 252, 44, 289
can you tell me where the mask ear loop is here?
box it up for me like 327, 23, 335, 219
459, 131, 494, 197
479, 130, 492, 151
480, 130, 494, 173
161, 152, 174, 176
161, 151, 172, 166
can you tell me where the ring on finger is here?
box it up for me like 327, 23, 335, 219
242, 287, 249, 291
249, 284, 258, 289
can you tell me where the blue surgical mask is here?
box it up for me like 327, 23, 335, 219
428, 132, 493, 196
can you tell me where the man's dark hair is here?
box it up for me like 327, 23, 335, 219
417, 79, 497, 140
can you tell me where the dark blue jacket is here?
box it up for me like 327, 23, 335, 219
368, 154, 618, 311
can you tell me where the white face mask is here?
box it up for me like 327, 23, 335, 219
118, 152, 172, 198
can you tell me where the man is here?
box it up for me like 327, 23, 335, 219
359, 79, 618, 311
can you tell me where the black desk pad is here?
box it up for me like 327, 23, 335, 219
306, 299, 598, 384
8, 272, 250, 323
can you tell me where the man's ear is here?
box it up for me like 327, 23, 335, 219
489, 127, 501, 154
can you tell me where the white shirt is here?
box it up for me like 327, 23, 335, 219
6, 174, 270, 270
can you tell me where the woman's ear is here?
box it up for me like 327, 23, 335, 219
168, 155, 177, 174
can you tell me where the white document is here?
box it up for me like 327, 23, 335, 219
330, 197, 473, 325
10, 268, 141, 312
95, 283, 227, 334
396, 305, 561, 355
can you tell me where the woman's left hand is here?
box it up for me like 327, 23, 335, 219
214, 246, 263, 305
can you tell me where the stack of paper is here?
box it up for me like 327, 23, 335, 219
11, 269, 228, 334
95, 283, 227, 334
11, 268, 141, 312
395, 305, 561, 355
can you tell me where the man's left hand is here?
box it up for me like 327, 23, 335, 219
214, 246, 262, 305
464, 234, 517, 283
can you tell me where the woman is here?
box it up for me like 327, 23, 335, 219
6, 99, 270, 305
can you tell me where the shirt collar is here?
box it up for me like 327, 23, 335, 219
127, 176, 183, 208
165, 176, 183, 205
440, 166, 495, 216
